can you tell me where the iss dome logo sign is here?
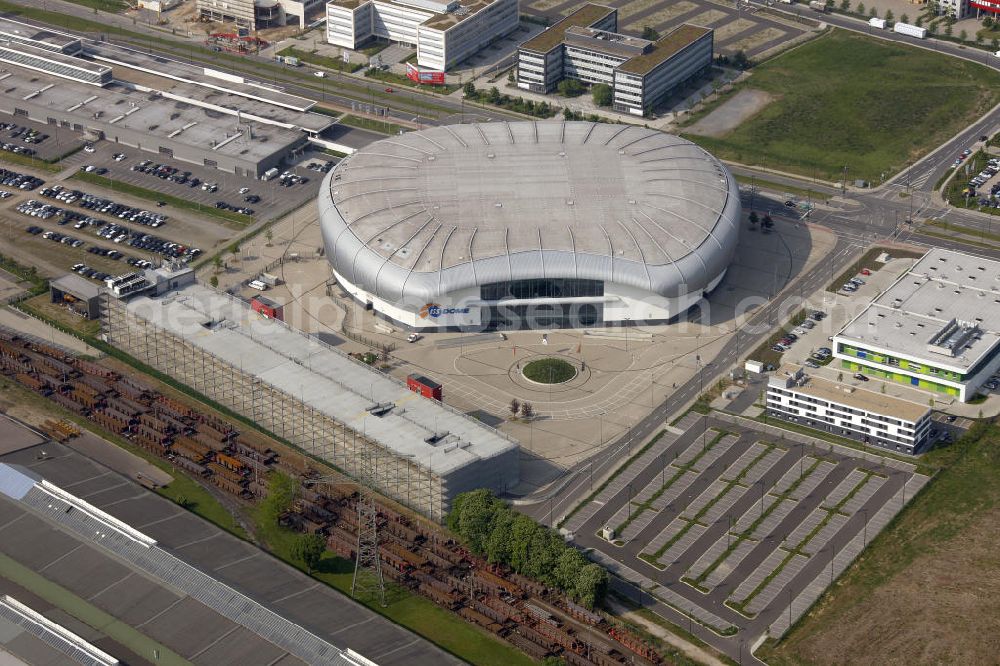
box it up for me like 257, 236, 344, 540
419, 303, 471, 319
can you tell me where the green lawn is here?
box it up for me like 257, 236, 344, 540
276, 46, 364, 73
340, 114, 406, 135
684, 29, 1000, 182
522, 357, 577, 383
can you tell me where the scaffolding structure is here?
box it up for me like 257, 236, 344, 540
101, 294, 447, 521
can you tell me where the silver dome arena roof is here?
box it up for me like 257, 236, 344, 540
318, 122, 741, 303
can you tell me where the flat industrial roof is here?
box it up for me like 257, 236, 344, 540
519, 4, 616, 53
773, 364, 930, 422
0, 69, 304, 162
51, 273, 102, 300
86, 42, 321, 116
837, 247, 1000, 372
0, 41, 110, 78
0, 16, 79, 52
616, 24, 712, 76
124, 284, 518, 477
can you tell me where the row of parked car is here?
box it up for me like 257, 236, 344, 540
131, 160, 205, 190
39, 185, 167, 227
215, 200, 255, 216
96, 223, 201, 262
772, 310, 826, 354
71, 263, 111, 282
840, 270, 869, 294
306, 160, 335, 173
40, 229, 84, 248
3, 123, 48, 145
0, 168, 43, 191
963, 157, 1000, 207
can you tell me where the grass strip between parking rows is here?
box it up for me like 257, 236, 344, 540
692, 457, 822, 589
72, 172, 252, 226
727, 470, 874, 615
557, 430, 666, 529
644, 435, 767, 567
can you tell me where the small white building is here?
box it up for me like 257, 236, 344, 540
326, 0, 519, 72
766, 365, 933, 455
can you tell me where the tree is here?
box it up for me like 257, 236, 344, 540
574, 563, 608, 609
992, 37, 999, 51
452, 488, 502, 553
520, 401, 534, 420
563, 107, 573, 120
591, 83, 613, 107
259, 471, 298, 523
509, 398, 521, 418
484, 510, 515, 564
555, 548, 587, 592
209, 275, 219, 288
857, 1, 865, 14
508, 513, 539, 573
944, 22, 953, 36
900, 12, 908, 22
641, 26, 660, 40
959, 28, 967, 41
292, 533, 326, 574
463, 81, 476, 98
212, 255, 223, 273
984, 16, 994, 27
507, 70, 515, 84
868, 5, 877, 17
265, 228, 273, 246
557, 78, 585, 97
732, 50, 751, 70
748, 211, 759, 227
229, 243, 240, 262
537, 101, 550, 117
839, 0, 850, 10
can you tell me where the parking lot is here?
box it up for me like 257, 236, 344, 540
564, 412, 928, 643
61, 140, 322, 224
0, 116, 86, 162
0, 161, 242, 283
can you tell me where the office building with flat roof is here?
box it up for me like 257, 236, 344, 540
326, 0, 519, 71
517, 4, 712, 116
766, 365, 932, 455
834, 247, 1000, 402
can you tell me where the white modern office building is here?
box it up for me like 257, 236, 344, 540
318, 122, 741, 330
197, 0, 325, 29
766, 365, 933, 454
517, 4, 713, 116
326, 0, 519, 72
834, 248, 1000, 402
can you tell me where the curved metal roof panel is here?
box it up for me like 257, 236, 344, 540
320, 122, 740, 300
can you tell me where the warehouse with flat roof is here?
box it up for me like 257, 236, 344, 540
834, 247, 1000, 402
319, 121, 740, 329
517, 5, 713, 115
101, 282, 520, 520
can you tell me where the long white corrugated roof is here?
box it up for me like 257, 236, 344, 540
125, 284, 518, 477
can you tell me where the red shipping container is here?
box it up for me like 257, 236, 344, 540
251, 296, 284, 321
407, 374, 442, 400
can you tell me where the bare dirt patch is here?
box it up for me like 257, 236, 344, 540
687, 89, 775, 138
773, 506, 1000, 665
